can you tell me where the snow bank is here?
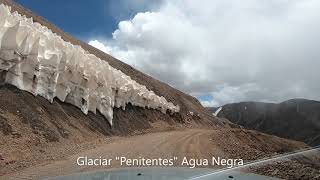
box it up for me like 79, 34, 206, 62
0, 4, 179, 125
213, 107, 222, 117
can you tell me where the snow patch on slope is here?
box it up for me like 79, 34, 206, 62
213, 107, 222, 117
0, 4, 179, 125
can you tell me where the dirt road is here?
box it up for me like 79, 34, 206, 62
4, 129, 225, 180
3, 128, 315, 180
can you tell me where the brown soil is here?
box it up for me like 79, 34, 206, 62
210, 129, 320, 179
0, 0, 222, 128
0, 84, 207, 176
2, 129, 319, 180
0, 1, 319, 180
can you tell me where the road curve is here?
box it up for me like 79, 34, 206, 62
5, 129, 224, 180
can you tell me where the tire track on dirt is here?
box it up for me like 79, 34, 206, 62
3, 129, 220, 180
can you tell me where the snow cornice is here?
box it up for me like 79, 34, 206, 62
0, 4, 180, 125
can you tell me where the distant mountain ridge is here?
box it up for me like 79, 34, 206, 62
207, 99, 320, 146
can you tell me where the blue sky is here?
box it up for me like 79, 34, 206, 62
15, 0, 156, 40
16, 0, 115, 40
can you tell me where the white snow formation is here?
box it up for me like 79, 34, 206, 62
213, 107, 222, 117
0, 4, 180, 125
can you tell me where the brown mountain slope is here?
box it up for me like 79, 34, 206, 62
0, 0, 223, 132
0, 0, 224, 175
1, 1, 319, 179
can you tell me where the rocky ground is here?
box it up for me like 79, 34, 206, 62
0, 0, 223, 129
2, 128, 319, 179
0, 1, 319, 180
211, 129, 320, 179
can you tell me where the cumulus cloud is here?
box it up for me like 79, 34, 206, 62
89, 0, 320, 106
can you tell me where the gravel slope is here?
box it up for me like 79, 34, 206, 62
0, 0, 221, 127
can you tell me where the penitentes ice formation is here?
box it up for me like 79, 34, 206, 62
0, 4, 179, 125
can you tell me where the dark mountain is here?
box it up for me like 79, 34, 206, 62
207, 99, 320, 146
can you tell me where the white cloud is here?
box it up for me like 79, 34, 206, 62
88, 40, 111, 54
89, 0, 320, 106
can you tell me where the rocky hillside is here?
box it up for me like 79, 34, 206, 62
0, 0, 226, 175
0, 0, 224, 142
207, 99, 320, 146
1, 2, 319, 179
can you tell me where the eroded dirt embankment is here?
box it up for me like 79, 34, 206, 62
0, 1, 319, 180
0, 84, 209, 176
0, 0, 222, 128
